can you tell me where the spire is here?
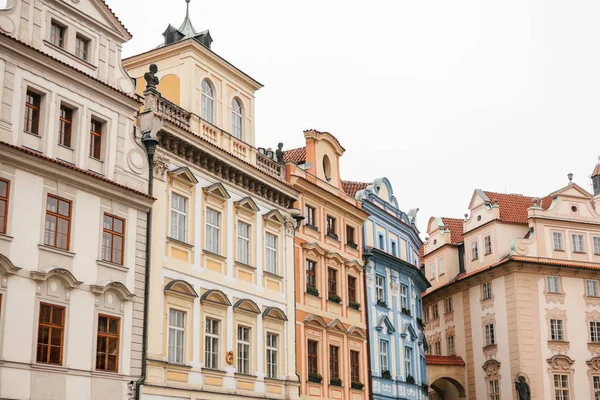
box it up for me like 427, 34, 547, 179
178, 0, 198, 38
592, 157, 600, 196
162, 0, 213, 48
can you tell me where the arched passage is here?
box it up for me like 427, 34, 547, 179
429, 377, 466, 400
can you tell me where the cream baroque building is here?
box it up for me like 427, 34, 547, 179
0, 0, 153, 399
124, 4, 300, 400
422, 170, 600, 400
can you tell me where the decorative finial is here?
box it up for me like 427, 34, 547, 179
493, 198, 498, 206
568, 173, 574, 183
532, 197, 540, 207
186, 0, 191, 17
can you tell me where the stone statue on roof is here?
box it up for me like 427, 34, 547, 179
276, 143, 284, 164
144, 64, 160, 90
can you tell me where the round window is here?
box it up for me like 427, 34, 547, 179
323, 155, 332, 181
571, 206, 578, 212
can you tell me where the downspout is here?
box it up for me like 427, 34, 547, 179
135, 130, 159, 400
291, 212, 304, 397
363, 249, 374, 400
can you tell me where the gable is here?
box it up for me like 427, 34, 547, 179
68, 0, 132, 41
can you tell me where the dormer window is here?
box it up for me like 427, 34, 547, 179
50, 22, 66, 48
75, 35, 89, 61
231, 98, 243, 140
201, 80, 215, 124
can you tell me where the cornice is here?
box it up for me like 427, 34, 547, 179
362, 199, 422, 245
365, 247, 430, 291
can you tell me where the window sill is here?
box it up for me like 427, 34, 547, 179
202, 367, 226, 375
31, 362, 68, 373
38, 244, 75, 258
573, 251, 586, 254
90, 370, 126, 378
346, 242, 358, 250
264, 270, 283, 279
483, 344, 497, 350
58, 144, 74, 152
97, 259, 128, 272
166, 363, 193, 372
553, 248, 565, 252
484, 251, 492, 256
23, 130, 41, 139
305, 224, 319, 232
43, 40, 98, 70
548, 340, 569, 344
203, 249, 225, 260
326, 233, 339, 242
167, 236, 194, 249
264, 376, 285, 383
56, 157, 76, 165
89, 156, 104, 164
235, 261, 255, 270
234, 372, 258, 379
0, 233, 13, 242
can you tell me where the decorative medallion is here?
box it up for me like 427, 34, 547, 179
226, 351, 234, 365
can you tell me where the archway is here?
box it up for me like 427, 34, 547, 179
429, 377, 466, 400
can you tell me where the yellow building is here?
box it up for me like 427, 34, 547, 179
124, 3, 300, 399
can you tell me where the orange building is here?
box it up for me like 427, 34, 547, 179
284, 130, 370, 400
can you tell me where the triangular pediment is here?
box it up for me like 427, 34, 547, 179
168, 167, 198, 185
263, 209, 285, 225
345, 259, 362, 273
376, 314, 396, 333
551, 183, 593, 200
401, 323, 418, 341
203, 182, 231, 200
235, 197, 260, 213
66, 0, 132, 41
327, 319, 347, 334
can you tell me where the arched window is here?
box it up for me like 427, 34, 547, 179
201, 80, 214, 124
231, 98, 243, 139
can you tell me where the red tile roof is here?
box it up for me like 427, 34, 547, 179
483, 191, 552, 224
0, 141, 153, 200
441, 217, 464, 245
342, 181, 370, 198
284, 147, 306, 164
593, 163, 600, 178
426, 355, 465, 366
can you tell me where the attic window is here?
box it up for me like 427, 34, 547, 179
323, 155, 331, 181
571, 206, 578, 212
477, 215, 482, 221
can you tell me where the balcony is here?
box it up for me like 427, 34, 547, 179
148, 91, 284, 180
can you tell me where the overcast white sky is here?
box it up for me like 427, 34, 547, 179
106, 0, 600, 235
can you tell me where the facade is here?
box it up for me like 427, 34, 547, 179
0, 0, 153, 399
423, 170, 600, 400
124, 5, 300, 400
284, 131, 370, 400
350, 178, 429, 400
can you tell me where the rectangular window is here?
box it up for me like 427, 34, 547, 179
58, 105, 73, 148
379, 340, 389, 372
102, 214, 125, 265
36, 303, 65, 365
424, 307, 430, 323
50, 22, 65, 48
168, 309, 185, 364
482, 282, 492, 300
553, 232, 564, 251
205, 317, 219, 369
44, 195, 71, 250
89, 119, 102, 159
0, 179, 9, 234
326, 215, 336, 237
595, 237, 600, 255
205, 208, 221, 254
484, 235, 492, 255
439, 258, 445, 275
572, 234, 585, 253
588, 280, 600, 297
266, 332, 278, 379
236, 325, 251, 375
96, 315, 120, 372
434, 341, 441, 355
24, 90, 41, 135
328, 268, 337, 297
237, 221, 251, 265
391, 241, 397, 257
305, 205, 316, 227
376, 275, 385, 304
591, 321, 600, 343
329, 345, 339, 379
348, 275, 357, 303
485, 323, 495, 346
170, 193, 187, 242
306, 260, 316, 290
75, 35, 89, 61
429, 263, 435, 280
378, 233, 385, 250
489, 379, 500, 400
593, 376, 600, 400
404, 347, 412, 377
307, 340, 318, 375
265, 233, 278, 274
547, 276, 561, 294
350, 350, 360, 383
432, 304, 439, 320
346, 225, 355, 244
400, 284, 408, 310
447, 335, 455, 355
471, 241, 479, 260
553, 374, 569, 400
444, 297, 453, 314
550, 319, 564, 341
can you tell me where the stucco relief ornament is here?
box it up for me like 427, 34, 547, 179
482, 359, 501, 377
226, 351, 234, 365
284, 217, 296, 236
144, 64, 160, 90
587, 357, 600, 371
366, 267, 374, 286
153, 155, 170, 179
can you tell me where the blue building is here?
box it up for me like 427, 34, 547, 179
347, 178, 430, 400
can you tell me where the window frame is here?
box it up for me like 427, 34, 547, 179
201, 79, 215, 124
24, 90, 41, 135
236, 325, 251, 375
400, 284, 408, 310
488, 379, 500, 400
304, 205, 316, 228
266, 332, 279, 379
484, 235, 492, 255
36, 302, 65, 365
327, 268, 337, 297
550, 319, 564, 341
591, 321, 600, 343
553, 374, 569, 400
205, 208, 221, 254
375, 275, 386, 304
429, 263, 436, 280
572, 233, 585, 253
547, 276, 561, 294
307, 339, 318, 375
471, 241, 479, 260
265, 232, 278, 274
391, 240, 397, 257
346, 225, 356, 246
204, 317, 220, 369
50, 21, 66, 48
329, 345, 339, 379
484, 323, 495, 346
58, 104, 73, 148
75, 35, 90, 61
404, 347, 412, 378
587, 280, 600, 297
379, 340, 389, 372
231, 98, 243, 140
95, 314, 120, 372
326, 215, 337, 237
170, 192, 188, 243
432, 303, 439, 320
168, 309, 185, 364
89, 118, 103, 160
236, 221, 251, 265
447, 335, 455, 355
0, 178, 9, 235
102, 213, 125, 265
306, 259, 317, 291
444, 297, 453, 314
348, 275, 357, 303
594, 237, 600, 256
350, 350, 360, 383
439, 258, 445, 276
482, 282, 493, 301
553, 232, 564, 251
44, 194, 72, 250
593, 375, 600, 399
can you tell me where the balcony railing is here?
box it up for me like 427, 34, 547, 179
148, 91, 284, 180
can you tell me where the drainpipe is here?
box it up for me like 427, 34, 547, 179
292, 212, 305, 397
135, 129, 159, 400
363, 249, 374, 400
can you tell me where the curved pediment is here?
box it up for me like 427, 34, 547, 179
0, 254, 20, 275
164, 280, 198, 298
348, 326, 366, 339
91, 281, 135, 300
302, 242, 327, 256
345, 260, 362, 273
327, 318, 347, 334
233, 298, 261, 315
326, 252, 345, 265
482, 359, 501, 377
30, 268, 82, 289
547, 355, 574, 371
263, 306, 288, 321
304, 314, 327, 328
200, 289, 231, 306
